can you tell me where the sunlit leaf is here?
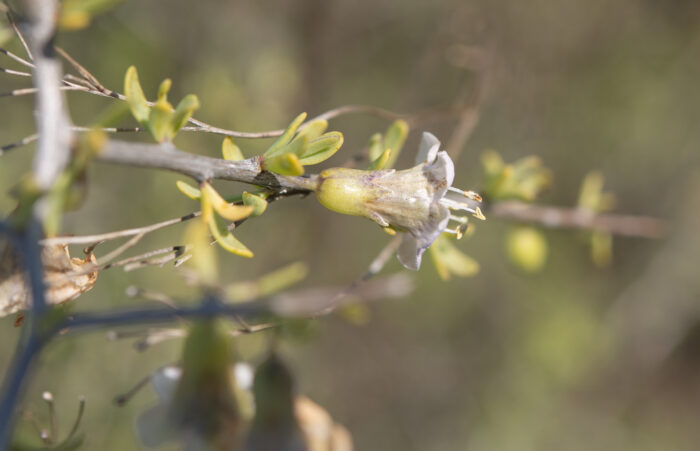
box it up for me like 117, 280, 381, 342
263, 153, 304, 176
147, 101, 173, 143
242, 192, 268, 217
176, 180, 201, 200
171, 94, 200, 134
429, 234, 479, 280
124, 66, 150, 124
200, 183, 253, 222
221, 137, 244, 161
368, 133, 384, 162
368, 148, 391, 170
383, 119, 409, 168
298, 132, 343, 165
507, 226, 548, 273
264, 113, 307, 158
208, 211, 254, 258
296, 119, 328, 141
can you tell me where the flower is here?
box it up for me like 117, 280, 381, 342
314, 132, 484, 270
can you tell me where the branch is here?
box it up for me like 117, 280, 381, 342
96, 139, 319, 190
488, 201, 667, 238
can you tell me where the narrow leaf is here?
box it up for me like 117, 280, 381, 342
200, 183, 253, 221
242, 191, 268, 217
222, 137, 244, 161
176, 180, 201, 200
157, 78, 172, 102
263, 153, 304, 176
263, 112, 307, 158
124, 66, 150, 124
368, 133, 384, 162
296, 119, 328, 141
368, 148, 391, 170
208, 210, 254, 258
298, 132, 344, 165
171, 94, 200, 133
147, 101, 174, 143
383, 119, 409, 168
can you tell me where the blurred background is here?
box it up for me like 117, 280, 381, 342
2, 0, 700, 449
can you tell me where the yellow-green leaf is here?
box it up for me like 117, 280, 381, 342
147, 101, 174, 143
222, 137, 244, 161
242, 191, 268, 217
263, 153, 304, 176
296, 119, 328, 141
208, 208, 254, 258
368, 148, 391, 170
383, 119, 409, 168
298, 132, 343, 165
226, 262, 308, 302
124, 66, 150, 124
430, 235, 480, 280
171, 94, 200, 133
157, 78, 172, 103
200, 183, 253, 222
176, 180, 201, 200
368, 133, 384, 162
183, 219, 218, 284
264, 112, 307, 158
507, 226, 548, 273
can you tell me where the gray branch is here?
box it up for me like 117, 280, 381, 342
97, 140, 320, 192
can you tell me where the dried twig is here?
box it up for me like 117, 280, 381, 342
488, 201, 667, 238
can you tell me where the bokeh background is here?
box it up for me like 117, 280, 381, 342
2, 0, 700, 449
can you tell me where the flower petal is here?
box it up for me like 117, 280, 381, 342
397, 235, 422, 270
425, 151, 455, 200
415, 132, 441, 164
151, 365, 182, 401
136, 403, 178, 448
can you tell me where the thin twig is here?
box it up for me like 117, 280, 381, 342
0, 47, 35, 68
40, 211, 200, 245
0, 133, 38, 154
0, 85, 88, 97
4, 7, 33, 60
0, 66, 31, 76
488, 201, 667, 238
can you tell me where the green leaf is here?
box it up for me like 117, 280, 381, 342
171, 94, 200, 133
183, 219, 218, 284
298, 132, 343, 165
226, 262, 308, 302
124, 66, 150, 125
383, 119, 409, 168
242, 191, 268, 217
222, 137, 244, 161
200, 183, 253, 221
176, 180, 201, 200
275, 134, 308, 159
429, 235, 480, 280
507, 226, 548, 273
368, 133, 384, 162
147, 101, 174, 143
368, 148, 391, 170
157, 78, 171, 102
263, 112, 307, 158
208, 208, 254, 258
296, 119, 328, 141
263, 153, 304, 176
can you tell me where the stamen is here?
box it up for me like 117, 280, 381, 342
474, 207, 486, 220
445, 225, 467, 239
440, 197, 477, 214
449, 214, 468, 224
448, 187, 483, 202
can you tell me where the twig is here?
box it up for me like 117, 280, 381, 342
95, 139, 320, 189
4, 7, 33, 60
488, 201, 667, 238
41, 211, 200, 245
0, 133, 38, 154
0, 85, 88, 97
0, 66, 31, 76
0, 47, 35, 68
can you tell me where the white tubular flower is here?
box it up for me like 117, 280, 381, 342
314, 132, 484, 270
